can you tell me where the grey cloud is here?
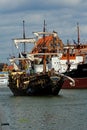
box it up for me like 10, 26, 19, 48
0, 0, 82, 14
0, 0, 87, 63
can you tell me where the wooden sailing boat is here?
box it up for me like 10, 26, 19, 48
8, 20, 72, 96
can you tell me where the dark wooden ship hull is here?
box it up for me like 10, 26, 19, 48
62, 64, 87, 89
8, 71, 64, 96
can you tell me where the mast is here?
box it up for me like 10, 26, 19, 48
77, 22, 80, 45
67, 40, 70, 64
66, 40, 70, 72
23, 20, 26, 53
43, 20, 46, 73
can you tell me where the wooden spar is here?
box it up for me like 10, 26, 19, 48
14, 38, 36, 44
32, 52, 62, 56
9, 53, 62, 63
33, 32, 58, 36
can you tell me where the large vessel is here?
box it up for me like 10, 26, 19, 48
8, 21, 74, 96
31, 23, 87, 73
30, 22, 87, 89
61, 23, 87, 89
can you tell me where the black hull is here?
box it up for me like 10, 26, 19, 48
8, 72, 64, 96
62, 63, 87, 89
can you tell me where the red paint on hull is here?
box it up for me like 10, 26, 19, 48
62, 77, 87, 89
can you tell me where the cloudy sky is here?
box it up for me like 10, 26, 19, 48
0, 0, 87, 63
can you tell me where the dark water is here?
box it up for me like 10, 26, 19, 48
0, 86, 87, 130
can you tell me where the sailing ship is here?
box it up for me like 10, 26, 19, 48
8, 21, 74, 96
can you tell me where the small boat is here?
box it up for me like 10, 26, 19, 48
0, 72, 8, 85
62, 63, 87, 89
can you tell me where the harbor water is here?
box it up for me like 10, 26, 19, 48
0, 86, 87, 130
